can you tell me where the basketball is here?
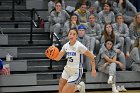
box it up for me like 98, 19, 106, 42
45, 46, 59, 59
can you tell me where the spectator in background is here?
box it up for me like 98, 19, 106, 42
49, 2, 70, 38
94, 0, 107, 13
75, 0, 91, 10
101, 24, 121, 50
86, 15, 102, 40
112, 0, 137, 24
97, 38, 124, 93
62, 14, 80, 45
74, 4, 90, 24
88, 5, 97, 16
63, 14, 80, 38
48, 0, 65, 13
129, 37, 140, 71
100, 23, 126, 70
97, 2, 115, 31
129, 12, 140, 47
112, 14, 131, 57
77, 24, 95, 71
85, 14, 102, 54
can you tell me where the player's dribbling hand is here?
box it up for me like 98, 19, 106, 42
50, 45, 55, 49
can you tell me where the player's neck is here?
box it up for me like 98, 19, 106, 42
69, 40, 76, 46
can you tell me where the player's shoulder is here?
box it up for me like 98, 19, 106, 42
63, 40, 84, 47
63, 41, 70, 47
77, 40, 83, 45
76, 40, 87, 49
76, 40, 83, 45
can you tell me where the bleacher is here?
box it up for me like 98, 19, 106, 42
0, 0, 140, 92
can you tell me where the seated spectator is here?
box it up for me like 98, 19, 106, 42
75, 0, 91, 10
74, 4, 90, 24
101, 24, 121, 50
63, 14, 80, 38
85, 14, 102, 54
97, 2, 115, 31
61, 14, 80, 45
49, 1, 70, 38
97, 38, 124, 93
48, 0, 65, 13
86, 15, 102, 38
112, 0, 137, 24
94, 0, 107, 13
112, 14, 131, 57
129, 37, 140, 71
129, 12, 140, 47
77, 24, 96, 71
100, 23, 126, 70
88, 5, 97, 16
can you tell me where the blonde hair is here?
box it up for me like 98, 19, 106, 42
133, 12, 140, 27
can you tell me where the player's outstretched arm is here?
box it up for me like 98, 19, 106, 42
90, 60, 96, 77
83, 50, 96, 77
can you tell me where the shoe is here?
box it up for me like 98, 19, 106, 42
117, 86, 122, 92
79, 81, 85, 93
108, 76, 113, 84
121, 85, 127, 92
112, 84, 119, 93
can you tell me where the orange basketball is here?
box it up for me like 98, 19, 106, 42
45, 46, 59, 59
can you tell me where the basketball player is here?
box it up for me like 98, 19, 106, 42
50, 28, 96, 93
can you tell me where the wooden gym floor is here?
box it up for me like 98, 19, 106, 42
49, 90, 140, 93
79, 90, 140, 93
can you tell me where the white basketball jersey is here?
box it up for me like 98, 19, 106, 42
61, 40, 88, 68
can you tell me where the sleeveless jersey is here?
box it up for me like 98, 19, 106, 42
61, 40, 88, 69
